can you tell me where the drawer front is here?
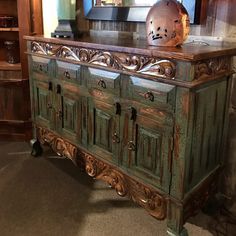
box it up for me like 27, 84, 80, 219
126, 76, 176, 109
31, 56, 52, 78
56, 61, 81, 84
86, 67, 120, 96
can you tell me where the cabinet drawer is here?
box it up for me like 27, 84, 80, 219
86, 67, 120, 96
56, 61, 81, 84
127, 76, 176, 109
31, 56, 52, 78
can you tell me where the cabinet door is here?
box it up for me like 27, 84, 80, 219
88, 99, 120, 164
123, 107, 173, 192
33, 80, 53, 128
54, 84, 83, 145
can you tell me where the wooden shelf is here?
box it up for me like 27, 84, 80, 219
0, 61, 21, 71
0, 27, 19, 32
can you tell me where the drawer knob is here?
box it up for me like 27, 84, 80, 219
144, 91, 154, 102
112, 132, 120, 144
128, 141, 136, 151
98, 79, 106, 89
64, 71, 71, 79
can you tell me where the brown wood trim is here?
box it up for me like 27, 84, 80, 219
36, 126, 168, 220
0, 120, 32, 141
0, 27, 19, 32
0, 120, 31, 125
26, 51, 235, 89
0, 61, 21, 71
24, 35, 236, 62
0, 79, 29, 86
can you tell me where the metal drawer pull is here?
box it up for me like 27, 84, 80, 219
64, 71, 71, 79
129, 107, 137, 121
47, 103, 53, 109
97, 79, 106, 89
48, 81, 53, 91
112, 132, 120, 143
56, 84, 61, 94
144, 91, 154, 102
114, 102, 121, 115
128, 141, 136, 151
39, 64, 43, 71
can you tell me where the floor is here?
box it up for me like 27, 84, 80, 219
0, 141, 235, 236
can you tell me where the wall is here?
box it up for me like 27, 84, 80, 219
42, 0, 58, 37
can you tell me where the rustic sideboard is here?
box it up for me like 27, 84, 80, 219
25, 35, 236, 236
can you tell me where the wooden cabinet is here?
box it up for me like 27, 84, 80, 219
0, 0, 42, 140
25, 36, 236, 236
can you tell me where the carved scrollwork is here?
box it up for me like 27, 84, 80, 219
36, 126, 167, 220
31, 42, 47, 55
30, 41, 176, 80
82, 153, 167, 220
195, 57, 231, 80
37, 127, 78, 164
55, 46, 80, 61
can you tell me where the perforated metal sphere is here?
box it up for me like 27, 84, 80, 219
146, 0, 190, 47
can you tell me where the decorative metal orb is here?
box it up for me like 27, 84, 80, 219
146, 0, 190, 47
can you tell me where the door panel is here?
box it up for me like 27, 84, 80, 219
58, 86, 83, 145
33, 80, 52, 127
88, 99, 119, 164
136, 127, 162, 177
123, 109, 173, 192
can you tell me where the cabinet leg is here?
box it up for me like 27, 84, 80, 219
30, 139, 43, 157
167, 200, 188, 236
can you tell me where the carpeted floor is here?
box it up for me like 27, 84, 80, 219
0, 141, 234, 236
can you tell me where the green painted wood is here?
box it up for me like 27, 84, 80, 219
125, 75, 176, 110
85, 67, 121, 98
55, 61, 82, 85
122, 106, 173, 192
33, 80, 53, 128
87, 98, 120, 164
171, 87, 195, 199
31, 56, 53, 79
185, 80, 227, 192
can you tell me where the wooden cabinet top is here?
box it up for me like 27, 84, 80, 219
24, 35, 236, 62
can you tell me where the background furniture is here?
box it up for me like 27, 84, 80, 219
0, 0, 43, 140
25, 35, 236, 236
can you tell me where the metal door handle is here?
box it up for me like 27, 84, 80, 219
129, 107, 137, 121
114, 102, 121, 115
56, 84, 61, 94
56, 110, 63, 120
128, 141, 136, 151
112, 132, 120, 143
48, 81, 53, 91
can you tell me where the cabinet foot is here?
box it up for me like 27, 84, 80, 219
167, 227, 188, 236
30, 139, 43, 157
